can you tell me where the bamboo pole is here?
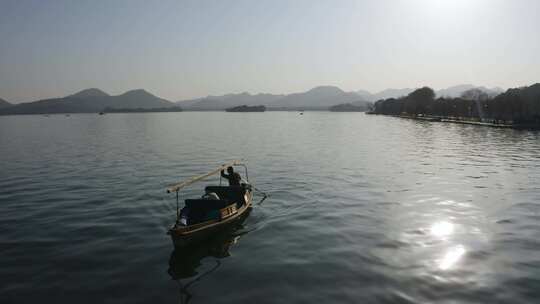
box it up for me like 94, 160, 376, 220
166, 160, 242, 193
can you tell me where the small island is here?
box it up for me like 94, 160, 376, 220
329, 103, 369, 112
225, 105, 266, 112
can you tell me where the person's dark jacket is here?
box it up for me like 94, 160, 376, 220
221, 170, 241, 186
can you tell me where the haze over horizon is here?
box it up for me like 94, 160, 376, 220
1, 0, 539, 103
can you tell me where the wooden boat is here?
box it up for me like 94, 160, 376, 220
166, 161, 253, 248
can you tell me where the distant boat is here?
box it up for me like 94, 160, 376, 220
65, 114, 70, 117
98, 112, 105, 115
166, 161, 253, 248
225, 105, 266, 112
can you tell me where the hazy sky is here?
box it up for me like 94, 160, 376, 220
1, 0, 539, 103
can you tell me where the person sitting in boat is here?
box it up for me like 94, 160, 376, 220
221, 166, 242, 186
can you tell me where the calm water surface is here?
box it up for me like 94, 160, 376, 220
1, 112, 540, 303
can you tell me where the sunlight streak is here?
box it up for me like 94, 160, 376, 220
439, 245, 466, 270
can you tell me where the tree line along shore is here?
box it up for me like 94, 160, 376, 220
368, 83, 540, 129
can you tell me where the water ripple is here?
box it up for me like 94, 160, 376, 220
1, 113, 539, 303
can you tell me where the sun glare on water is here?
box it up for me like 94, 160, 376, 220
439, 245, 466, 270
430, 221, 454, 237
428, 221, 467, 270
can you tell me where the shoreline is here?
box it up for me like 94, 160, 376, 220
368, 112, 540, 130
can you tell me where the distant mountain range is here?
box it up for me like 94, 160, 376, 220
0, 89, 174, 115
0, 84, 506, 115
270, 86, 361, 108
177, 86, 368, 110
177, 84, 504, 110
356, 88, 416, 102
177, 92, 284, 110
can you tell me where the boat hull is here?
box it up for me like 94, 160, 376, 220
168, 191, 253, 248
169, 207, 251, 247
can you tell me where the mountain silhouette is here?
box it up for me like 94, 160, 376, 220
0, 98, 12, 109
0, 89, 174, 115
270, 86, 363, 108
177, 92, 283, 110
112, 89, 172, 108
69, 88, 110, 98
178, 86, 368, 110
1, 84, 507, 114
179, 84, 503, 110
372, 88, 415, 101
352, 88, 415, 102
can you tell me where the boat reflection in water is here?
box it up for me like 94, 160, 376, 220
167, 219, 250, 303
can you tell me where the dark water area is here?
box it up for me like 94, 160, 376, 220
1, 112, 540, 303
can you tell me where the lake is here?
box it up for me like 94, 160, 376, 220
1, 112, 540, 303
